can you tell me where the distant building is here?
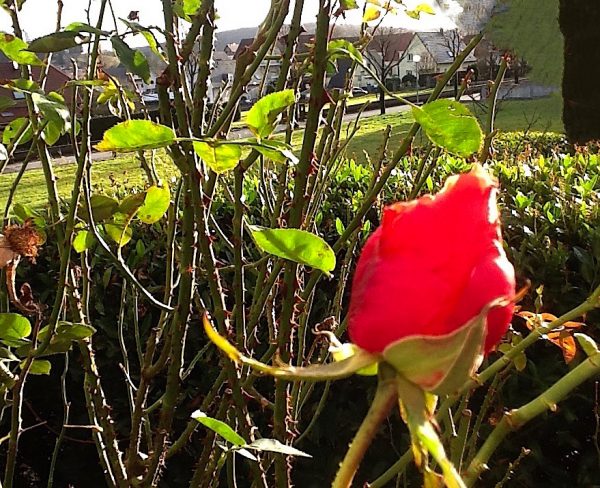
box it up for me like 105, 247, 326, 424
0, 55, 72, 125
398, 31, 476, 87
224, 43, 239, 57
235, 38, 282, 101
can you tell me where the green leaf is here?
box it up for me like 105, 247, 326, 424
42, 120, 62, 145
0, 313, 31, 345
95, 120, 176, 152
65, 22, 107, 36
119, 19, 164, 60
174, 0, 202, 21
246, 90, 296, 140
105, 213, 134, 247
32, 92, 69, 123
0, 33, 43, 66
110, 36, 150, 83
340, 0, 359, 10
3, 117, 32, 146
191, 410, 247, 447
27, 31, 82, 53
38, 322, 96, 343
249, 226, 336, 274
119, 192, 146, 217
246, 439, 312, 458
335, 217, 345, 236
327, 39, 363, 65
73, 230, 96, 253
89, 194, 119, 221
138, 185, 170, 224
0, 347, 18, 361
412, 100, 483, 157
246, 139, 299, 164
575, 333, 599, 357
25, 359, 51, 375
193, 140, 242, 174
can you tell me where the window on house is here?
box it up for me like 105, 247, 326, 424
13, 91, 25, 100
406, 70, 413, 76
408, 54, 413, 61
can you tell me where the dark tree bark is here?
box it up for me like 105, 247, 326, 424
559, 1, 600, 143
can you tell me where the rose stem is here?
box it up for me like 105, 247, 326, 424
463, 348, 600, 486
332, 364, 398, 488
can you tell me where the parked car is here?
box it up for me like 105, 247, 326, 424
351, 87, 369, 96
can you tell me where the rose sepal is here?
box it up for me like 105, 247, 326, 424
382, 298, 508, 396
203, 313, 379, 381
396, 374, 466, 488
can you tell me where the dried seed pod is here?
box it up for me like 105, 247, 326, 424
2, 222, 44, 264
0, 235, 18, 269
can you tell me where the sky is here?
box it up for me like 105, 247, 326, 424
0, 0, 460, 43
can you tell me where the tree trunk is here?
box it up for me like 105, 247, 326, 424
379, 86, 386, 115
559, 0, 600, 143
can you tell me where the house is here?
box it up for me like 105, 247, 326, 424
224, 43, 238, 57
398, 31, 477, 87
209, 50, 236, 102
234, 38, 282, 101
360, 31, 414, 90
0, 54, 72, 125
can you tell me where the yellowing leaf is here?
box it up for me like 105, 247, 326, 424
363, 5, 382, 22
203, 313, 378, 381
95, 120, 176, 152
193, 140, 242, 174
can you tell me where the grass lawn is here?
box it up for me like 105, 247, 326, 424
344, 94, 564, 162
0, 95, 563, 210
0, 154, 177, 210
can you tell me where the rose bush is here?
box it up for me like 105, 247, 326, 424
348, 164, 516, 359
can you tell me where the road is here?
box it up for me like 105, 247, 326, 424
0, 93, 480, 175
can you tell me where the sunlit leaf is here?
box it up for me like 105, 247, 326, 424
138, 185, 170, 224
24, 359, 51, 375
105, 213, 134, 247
191, 410, 247, 447
0, 313, 31, 346
73, 230, 96, 253
575, 333, 599, 357
363, 5, 382, 22
193, 140, 242, 174
246, 439, 312, 458
3, 117, 32, 146
339, 0, 359, 10
0, 33, 43, 66
95, 120, 176, 152
406, 3, 436, 19
412, 100, 483, 157
246, 90, 296, 140
174, 0, 203, 21
249, 226, 336, 274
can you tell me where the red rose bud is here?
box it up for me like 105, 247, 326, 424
348, 165, 515, 394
